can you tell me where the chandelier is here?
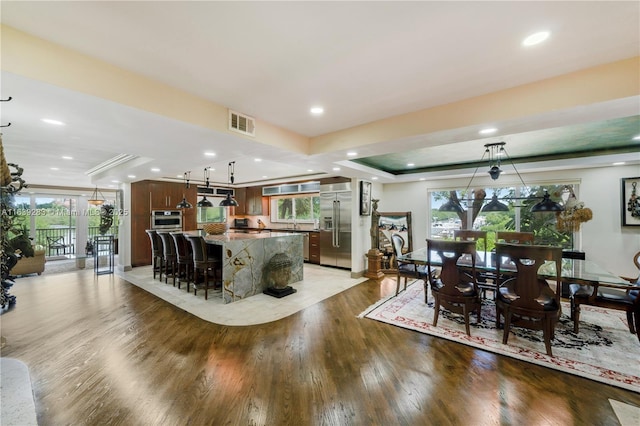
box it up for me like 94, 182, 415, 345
88, 186, 106, 206
439, 142, 564, 214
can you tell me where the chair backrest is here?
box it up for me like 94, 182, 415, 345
47, 235, 65, 245
426, 238, 477, 295
170, 232, 191, 261
495, 243, 562, 310
185, 234, 208, 263
496, 231, 534, 245
145, 230, 161, 256
391, 234, 406, 258
453, 229, 487, 254
157, 231, 176, 257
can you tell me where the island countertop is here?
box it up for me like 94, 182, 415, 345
183, 230, 304, 303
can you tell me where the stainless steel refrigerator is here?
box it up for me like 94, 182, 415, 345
319, 183, 352, 269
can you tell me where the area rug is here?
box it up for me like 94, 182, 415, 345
360, 282, 640, 393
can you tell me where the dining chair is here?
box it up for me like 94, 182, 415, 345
185, 234, 222, 300
496, 231, 534, 245
495, 243, 562, 356
145, 230, 163, 280
569, 250, 640, 341
391, 234, 427, 298
453, 230, 492, 298
157, 231, 178, 285
170, 231, 193, 291
426, 238, 481, 336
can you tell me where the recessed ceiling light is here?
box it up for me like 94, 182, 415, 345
111, 180, 120, 183
419, 178, 426, 181
613, 162, 626, 166
307, 169, 313, 172
407, 163, 415, 167
347, 151, 357, 157
632, 135, 640, 141
333, 167, 341, 171
522, 31, 550, 47
254, 158, 262, 162
479, 128, 497, 135
127, 175, 136, 178
372, 177, 378, 180
204, 152, 216, 157
41, 118, 65, 125
310, 106, 324, 115
262, 175, 268, 179
62, 155, 73, 160
151, 168, 160, 172
176, 174, 183, 178
50, 167, 59, 171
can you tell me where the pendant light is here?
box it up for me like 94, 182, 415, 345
176, 171, 193, 209
219, 161, 239, 207
196, 167, 213, 207
439, 142, 563, 214
88, 186, 106, 206
531, 189, 564, 212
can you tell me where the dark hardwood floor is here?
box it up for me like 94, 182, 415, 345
1, 270, 639, 425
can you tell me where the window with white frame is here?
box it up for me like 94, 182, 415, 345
430, 183, 575, 250
270, 194, 320, 224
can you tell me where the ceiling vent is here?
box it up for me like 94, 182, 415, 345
228, 110, 255, 137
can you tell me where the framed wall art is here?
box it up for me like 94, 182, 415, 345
360, 181, 372, 216
622, 177, 640, 226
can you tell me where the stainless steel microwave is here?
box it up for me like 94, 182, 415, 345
151, 210, 182, 229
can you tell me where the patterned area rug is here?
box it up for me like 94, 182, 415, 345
360, 282, 640, 393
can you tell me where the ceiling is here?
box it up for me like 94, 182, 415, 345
1, 1, 639, 191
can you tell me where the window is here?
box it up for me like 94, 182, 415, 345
430, 184, 573, 249
271, 195, 320, 223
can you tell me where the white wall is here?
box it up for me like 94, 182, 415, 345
378, 164, 640, 278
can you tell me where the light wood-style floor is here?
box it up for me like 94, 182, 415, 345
1, 270, 639, 425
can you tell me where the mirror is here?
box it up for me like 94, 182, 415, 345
377, 211, 412, 271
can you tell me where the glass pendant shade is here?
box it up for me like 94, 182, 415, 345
88, 186, 105, 206
481, 194, 509, 212
530, 190, 564, 212
197, 195, 213, 207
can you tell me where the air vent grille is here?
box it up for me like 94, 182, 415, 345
229, 110, 255, 137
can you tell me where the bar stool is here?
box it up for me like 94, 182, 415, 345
157, 231, 177, 285
170, 231, 193, 290
145, 230, 164, 280
185, 234, 222, 300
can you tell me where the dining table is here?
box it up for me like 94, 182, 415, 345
397, 247, 636, 292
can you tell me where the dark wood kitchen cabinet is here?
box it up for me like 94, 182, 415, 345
130, 180, 196, 266
309, 232, 320, 264
233, 186, 268, 216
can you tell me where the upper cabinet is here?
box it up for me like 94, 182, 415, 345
234, 186, 268, 216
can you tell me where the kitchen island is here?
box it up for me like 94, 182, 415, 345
185, 231, 304, 303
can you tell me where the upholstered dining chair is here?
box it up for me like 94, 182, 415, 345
170, 231, 193, 291
185, 234, 222, 300
426, 238, 481, 336
569, 250, 640, 341
392, 234, 427, 298
145, 230, 163, 280
496, 231, 535, 245
495, 243, 562, 356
